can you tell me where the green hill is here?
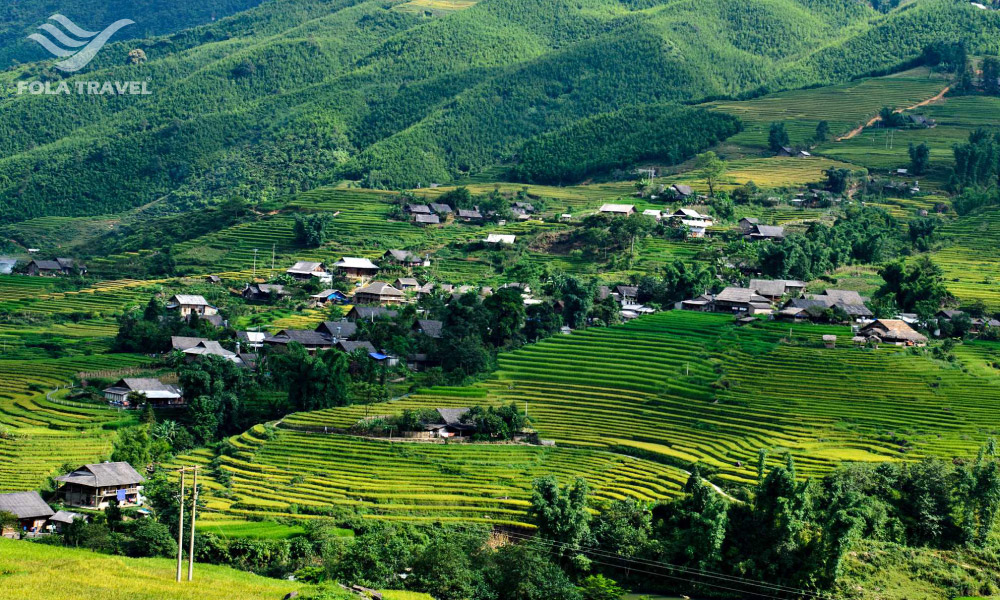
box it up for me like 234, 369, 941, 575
2, 0, 1000, 221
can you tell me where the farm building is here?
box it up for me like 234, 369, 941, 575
859, 319, 928, 346
414, 214, 441, 226
205, 275, 221, 284
103, 378, 184, 407
669, 208, 714, 238
616, 285, 638, 302
738, 217, 759, 233
383, 249, 430, 267
776, 290, 874, 322
264, 329, 335, 351
182, 340, 244, 365
642, 209, 662, 220
748, 279, 807, 301
457, 208, 483, 222
315, 320, 357, 341
242, 283, 290, 302
165, 295, 218, 318
679, 293, 714, 311
395, 277, 420, 291
286, 261, 327, 280
712, 287, 774, 315
236, 331, 266, 350
347, 306, 399, 321
310, 289, 348, 305
54, 462, 145, 509
484, 234, 516, 245
47, 510, 82, 533
599, 204, 636, 216
0, 491, 54, 537
354, 282, 406, 305
332, 257, 380, 279
429, 203, 453, 215
413, 319, 444, 339
25, 258, 85, 276
745, 224, 785, 241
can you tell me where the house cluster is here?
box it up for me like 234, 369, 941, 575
599, 204, 716, 238
0, 462, 143, 538
402, 200, 537, 226
598, 285, 656, 320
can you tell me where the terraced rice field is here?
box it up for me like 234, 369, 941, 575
931, 206, 1000, 310
181, 425, 690, 527
282, 312, 1000, 491
0, 276, 163, 316
0, 354, 149, 491
706, 67, 949, 149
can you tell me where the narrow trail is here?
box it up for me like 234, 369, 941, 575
836, 83, 952, 141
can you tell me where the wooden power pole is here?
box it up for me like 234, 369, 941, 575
176, 468, 185, 583
188, 467, 198, 581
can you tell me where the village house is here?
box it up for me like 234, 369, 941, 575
395, 277, 420, 291
383, 249, 430, 268
484, 234, 516, 245
615, 285, 638, 303
182, 340, 247, 367
859, 319, 928, 346
335, 340, 377, 355
679, 293, 714, 311
55, 462, 145, 509
425, 408, 476, 438
171, 336, 207, 352
745, 224, 785, 241
236, 331, 266, 350
25, 258, 85, 276
0, 491, 54, 537
103, 378, 184, 407
414, 214, 441, 226
46, 510, 82, 533
456, 208, 483, 222
669, 208, 714, 238
776, 289, 874, 323
748, 279, 807, 302
712, 287, 774, 315
429, 203, 453, 216
413, 319, 444, 339
263, 329, 335, 351
166, 295, 218, 318
669, 184, 694, 201
205, 275, 222, 284
310, 289, 348, 306
242, 283, 290, 302
354, 281, 406, 305
286, 261, 327, 281
642, 209, 663, 220
347, 306, 399, 322
315, 320, 357, 341
738, 217, 759, 233
332, 257, 380, 280
405, 203, 432, 214
599, 204, 636, 216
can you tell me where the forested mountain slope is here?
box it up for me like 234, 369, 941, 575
1, 0, 999, 222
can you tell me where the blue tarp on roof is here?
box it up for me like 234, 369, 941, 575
369, 352, 389, 360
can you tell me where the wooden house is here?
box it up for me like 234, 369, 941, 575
712, 287, 773, 315
414, 214, 441, 226
354, 282, 405, 305
286, 261, 327, 281
310, 289, 348, 306
347, 306, 399, 322
0, 491, 54, 537
748, 279, 806, 302
242, 283, 290, 302
25, 258, 85, 276
599, 204, 636, 216
103, 378, 184, 407
315, 320, 357, 341
383, 249, 430, 268
165, 295, 218, 318
332, 257, 379, 280
859, 319, 928, 346
54, 462, 145, 509
413, 319, 444, 339
263, 329, 335, 351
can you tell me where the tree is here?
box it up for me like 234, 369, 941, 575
983, 56, 1000, 96
695, 151, 726, 197
553, 276, 594, 329
909, 142, 931, 175
481, 544, 583, 600
578, 574, 624, 600
408, 530, 487, 600
655, 469, 729, 571
815, 120, 830, 142
528, 476, 591, 565
875, 257, 949, 317
768, 122, 790, 153
824, 168, 853, 193
591, 499, 651, 558
524, 303, 561, 342
111, 426, 153, 468
270, 344, 352, 411
958, 439, 1000, 547
484, 287, 526, 348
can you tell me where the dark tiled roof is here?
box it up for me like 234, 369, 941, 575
55, 462, 144, 488
0, 491, 54, 519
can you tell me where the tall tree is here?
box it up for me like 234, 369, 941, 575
695, 151, 727, 197
768, 122, 790, 153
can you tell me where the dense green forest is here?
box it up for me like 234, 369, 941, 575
2, 0, 1000, 222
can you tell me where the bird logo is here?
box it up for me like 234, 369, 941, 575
28, 14, 134, 72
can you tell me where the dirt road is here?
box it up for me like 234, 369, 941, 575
836, 84, 952, 141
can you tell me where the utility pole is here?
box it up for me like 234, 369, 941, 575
176, 468, 185, 583
188, 467, 198, 581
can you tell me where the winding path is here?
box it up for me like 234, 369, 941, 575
836, 83, 952, 141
